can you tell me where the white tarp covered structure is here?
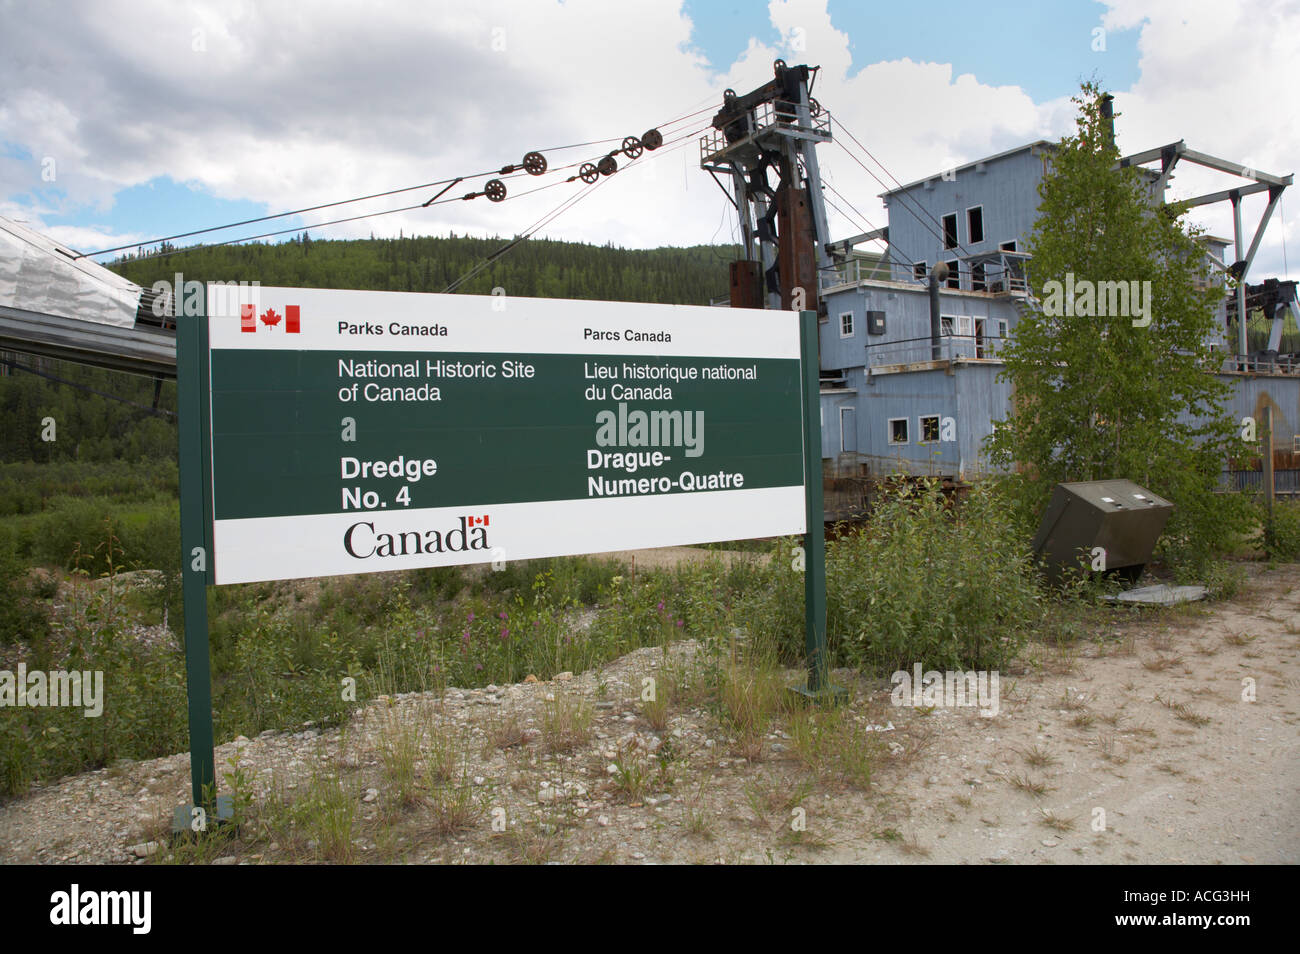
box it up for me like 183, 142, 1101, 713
0, 217, 174, 376
0, 216, 141, 327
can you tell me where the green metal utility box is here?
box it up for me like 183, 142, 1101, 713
1031, 480, 1173, 584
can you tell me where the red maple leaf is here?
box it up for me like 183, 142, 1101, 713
260, 308, 281, 328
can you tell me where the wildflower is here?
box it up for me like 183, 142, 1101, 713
468, 611, 475, 622
500, 627, 509, 640
499, 610, 507, 619
656, 601, 664, 613
475, 662, 483, 671
675, 619, 684, 628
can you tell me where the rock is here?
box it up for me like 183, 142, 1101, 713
525, 674, 539, 683
129, 841, 159, 858
606, 763, 619, 775
363, 788, 379, 803
212, 856, 237, 865
539, 787, 562, 804
472, 776, 486, 786
555, 672, 573, 682
597, 815, 610, 827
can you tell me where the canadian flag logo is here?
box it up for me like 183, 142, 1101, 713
242, 304, 300, 333
467, 515, 490, 528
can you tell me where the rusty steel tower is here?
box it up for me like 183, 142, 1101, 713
699, 60, 834, 314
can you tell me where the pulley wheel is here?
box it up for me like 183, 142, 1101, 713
809, 97, 822, 118
597, 155, 618, 177
522, 151, 547, 176
621, 136, 643, 160
641, 128, 663, 151
579, 162, 599, 184
484, 179, 507, 202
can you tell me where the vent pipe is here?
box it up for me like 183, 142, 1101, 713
929, 262, 949, 360
1100, 93, 1115, 151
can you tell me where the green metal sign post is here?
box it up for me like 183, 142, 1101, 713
174, 291, 229, 835
793, 309, 845, 703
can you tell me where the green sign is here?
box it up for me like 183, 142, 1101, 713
200, 287, 807, 584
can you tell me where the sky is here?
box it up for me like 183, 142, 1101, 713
1, 0, 1297, 280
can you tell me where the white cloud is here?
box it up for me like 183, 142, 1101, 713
0, 0, 1294, 280
1101, 0, 1300, 278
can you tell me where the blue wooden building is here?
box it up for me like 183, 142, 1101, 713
814, 137, 1296, 509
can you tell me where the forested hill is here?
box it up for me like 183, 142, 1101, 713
0, 236, 738, 464
109, 234, 740, 304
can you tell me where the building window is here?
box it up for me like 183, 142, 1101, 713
967, 206, 984, 244
920, 414, 940, 443
971, 261, 986, 291
940, 315, 955, 337
840, 312, 854, 338
998, 319, 1009, 339
942, 213, 958, 250
889, 418, 909, 444
913, 261, 927, 281
946, 260, 960, 289
999, 240, 1017, 253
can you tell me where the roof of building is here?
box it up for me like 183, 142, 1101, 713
880, 140, 1055, 199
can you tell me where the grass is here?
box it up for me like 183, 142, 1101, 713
424, 773, 483, 836
1020, 745, 1058, 768
609, 743, 653, 803
716, 653, 786, 762
1006, 772, 1051, 797
1070, 711, 1097, 730
1038, 808, 1075, 832
378, 710, 424, 813
788, 706, 883, 789
1153, 693, 1212, 727
540, 693, 593, 754
641, 667, 675, 732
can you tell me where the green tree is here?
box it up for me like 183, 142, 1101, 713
986, 83, 1252, 571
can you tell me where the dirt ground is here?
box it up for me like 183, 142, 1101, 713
1, 555, 1296, 865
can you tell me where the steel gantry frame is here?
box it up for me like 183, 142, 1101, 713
1118, 140, 1293, 363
